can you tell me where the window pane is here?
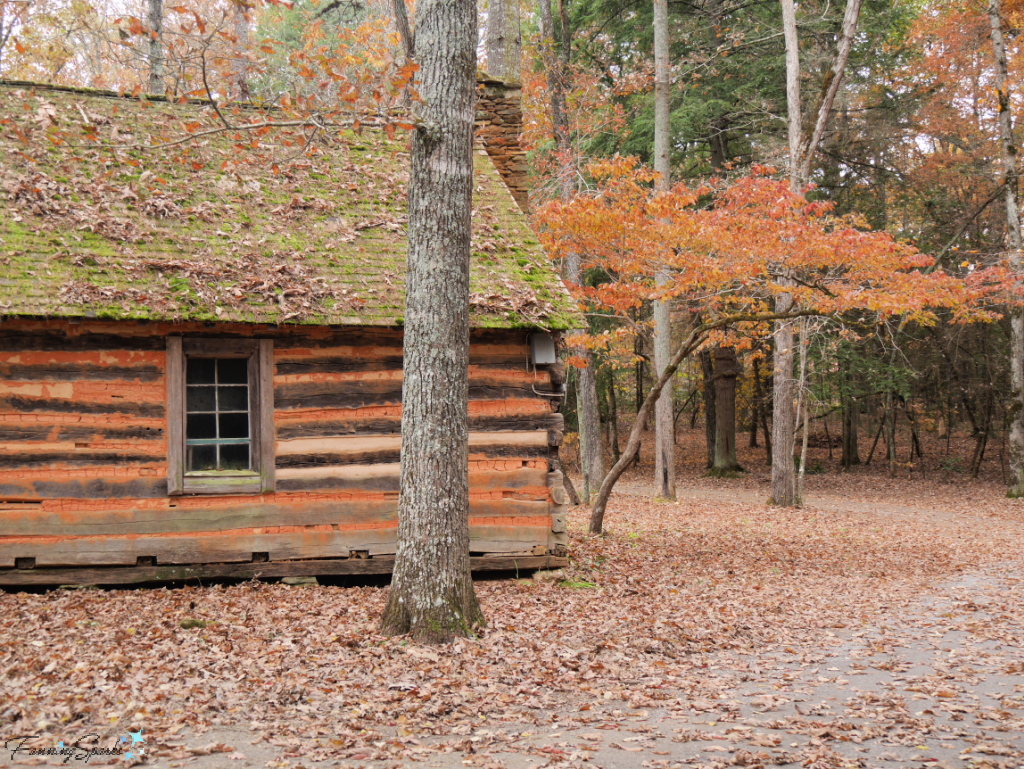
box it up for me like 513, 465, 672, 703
218, 358, 248, 384
188, 444, 217, 472
218, 385, 248, 411
219, 412, 249, 439
187, 412, 216, 440
186, 385, 216, 412
186, 358, 216, 385
220, 443, 250, 471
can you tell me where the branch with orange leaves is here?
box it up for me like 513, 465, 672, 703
587, 307, 817, 535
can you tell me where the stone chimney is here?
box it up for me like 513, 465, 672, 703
475, 77, 528, 213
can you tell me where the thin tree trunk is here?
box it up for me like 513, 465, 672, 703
652, 0, 674, 499
563, 471, 581, 506
147, 0, 164, 96
770, 307, 796, 504
971, 393, 994, 478
712, 346, 742, 473
753, 354, 772, 463
378, 0, 484, 642
608, 368, 621, 463
393, 0, 414, 60
865, 410, 885, 465
749, 386, 760, 449
700, 349, 717, 469
989, 0, 1024, 497
886, 394, 899, 477
796, 319, 809, 503
841, 364, 861, 467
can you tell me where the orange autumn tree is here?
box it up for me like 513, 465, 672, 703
536, 157, 986, 533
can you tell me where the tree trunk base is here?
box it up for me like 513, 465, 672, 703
703, 464, 746, 479
379, 581, 485, 644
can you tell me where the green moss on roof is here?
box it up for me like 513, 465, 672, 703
0, 82, 579, 330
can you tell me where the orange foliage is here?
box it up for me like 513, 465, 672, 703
536, 157, 997, 361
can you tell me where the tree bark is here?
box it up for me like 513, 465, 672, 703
652, 0, 675, 499
700, 349, 717, 469
989, 0, 1024, 497
712, 346, 742, 473
486, 0, 521, 81
147, 0, 164, 96
378, 0, 484, 643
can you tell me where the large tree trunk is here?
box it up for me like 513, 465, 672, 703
378, 0, 484, 643
989, 0, 1024, 497
712, 346, 742, 473
652, 0, 674, 499
486, 0, 521, 81
147, 0, 164, 96
700, 349, 717, 469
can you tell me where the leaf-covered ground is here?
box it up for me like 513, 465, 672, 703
2, 446, 1022, 768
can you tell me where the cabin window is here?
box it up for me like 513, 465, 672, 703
166, 338, 275, 496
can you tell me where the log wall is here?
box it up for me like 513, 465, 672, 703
0, 321, 567, 582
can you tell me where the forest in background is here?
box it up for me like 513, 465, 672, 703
1, 0, 1022, 501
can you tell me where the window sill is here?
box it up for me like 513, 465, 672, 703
182, 473, 262, 496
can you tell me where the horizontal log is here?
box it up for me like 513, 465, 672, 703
0, 363, 162, 382
0, 450, 162, 469
0, 529, 399, 566
276, 465, 548, 495
0, 423, 165, 442
274, 381, 556, 411
276, 431, 548, 457
0, 395, 165, 418
275, 328, 526, 352
0, 478, 168, 500
0, 521, 553, 567
275, 412, 562, 440
0, 554, 569, 586
277, 444, 549, 468
0, 498, 551, 538
182, 475, 262, 496
0, 334, 165, 352
274, 360, 539, 380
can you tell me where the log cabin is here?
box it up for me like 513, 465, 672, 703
0, 79, 576, 587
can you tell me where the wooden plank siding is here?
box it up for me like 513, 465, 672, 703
0, 322, 566, 580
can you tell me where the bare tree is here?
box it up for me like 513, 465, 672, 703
771, 0, 861, 505
378, 0, 484, 642
988, 0, 1024, 498
652, 0, 675, 499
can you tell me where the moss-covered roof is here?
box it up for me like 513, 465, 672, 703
0, 81, 578, 330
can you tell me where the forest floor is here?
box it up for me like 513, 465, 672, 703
1, 427, 1023, 769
